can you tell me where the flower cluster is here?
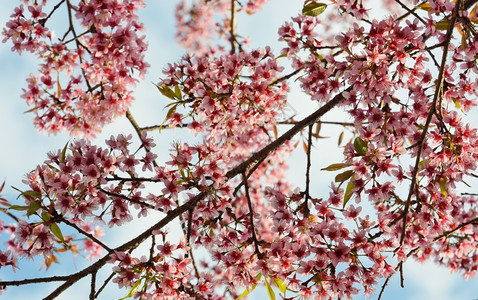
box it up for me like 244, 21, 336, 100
175, 0, 229, 53
159, 47, 288, 150
175, 0, 269, 53
2, 0, 148, 136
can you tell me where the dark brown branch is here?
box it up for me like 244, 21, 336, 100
303, 124, 313, 217
65, 0, 92, 90
242, 173, 261, 256
269, 68, 303, 86
400, 0, 462, 246
465, 0, 478, 10
104, 175, 162, 183
230, 0, 237, 54
125, 110, 159, 168
226, 86, 350, 180
0, 208, 20, 222
149, 235, 156, 262
377, 274, 392, 300
94, 272, 115, 299
395, 0, 427, 25
41, 191, 208, 299
89, 271, 96, 300
99, 188, 156, 211
233, 155, 267, 196
39, 0, 66, 26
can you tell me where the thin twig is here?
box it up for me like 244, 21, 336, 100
269, 68, 303, 86
0, 208, 20, 222
242, 173, 261, 256
303, 124, 313, 217
230, 0, 237, 54
399, 263, 404, 288
94, 272, 115, 299
125, 110, 159, 168
61, 218, 112, 252
66, 0, 92, 90
104, 175, 162, 183
39, 0, 66, 26
99, 188, 156, 211
377, 275, 391, 300
395, 0, 427, 24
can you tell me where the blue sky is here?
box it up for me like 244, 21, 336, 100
0, 1, 478, 299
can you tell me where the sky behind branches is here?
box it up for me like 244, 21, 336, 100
0, 1, 477, 299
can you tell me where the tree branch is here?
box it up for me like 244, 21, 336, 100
242, 173, 261, 256
230, 0, 237, 54
61, 218, 112, 252
399, 0, 462, 246
226, 86, 350, 180
303, 124, 313, 217
0, 86, 350, 297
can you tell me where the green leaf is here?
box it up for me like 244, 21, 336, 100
156, 84, 174, 99
321, 163, 350, 171
439, 177, 447, 197
20, 190, 42, 200
236, 287, 253, 300
453, 98, 461, 109
273, 278, 287, 294
119, 279, 142, 300
174, 84, 182, 100
302, 2, 327, 16
416, 2, 432, 11
343, 180, 355, 208
236, 273, 261, 299
49, 223, 66, 244
265, 277, 276, 300
41, 211, 51, 222
353, 137, 368, 156
11, 186, 23, 193
9, 205, 28, 211
338, 131, 344, 146
155, 83, 179, 100
61, 141, 69, 164
165, 105, 177, 120
435, 20, 449, 31
335, 170, 354, 183
27, 201, 41, 217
